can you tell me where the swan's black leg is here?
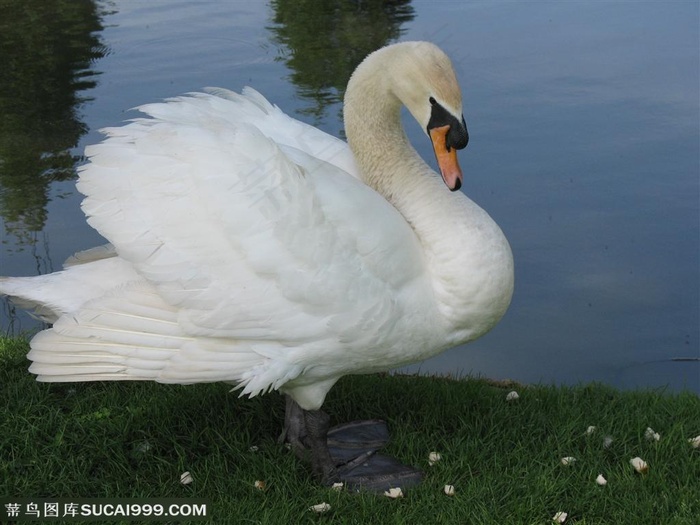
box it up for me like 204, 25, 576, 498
279, 394, 308, 459
279, 396, 342, 481
281, 395, 423, 492
303, 408, 338, 483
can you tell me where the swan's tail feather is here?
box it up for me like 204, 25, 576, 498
17, 280, 275, 388
2, 260, 284, 390
0, 251, 139, 324
1, 276, 69, 323
25, 283, 181, 382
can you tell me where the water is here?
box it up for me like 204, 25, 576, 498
1, 1, 698, 393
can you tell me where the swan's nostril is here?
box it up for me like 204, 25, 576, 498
447, 117, 468, 151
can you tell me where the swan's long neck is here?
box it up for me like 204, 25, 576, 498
343, 46, 514, 343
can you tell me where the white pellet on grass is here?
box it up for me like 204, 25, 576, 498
644, 427, 661, 442
630, 457, 649, 474
552, 511, 568, 523
428, 451, 442, 466
443, 484, 455, 496
180, 471, 193, 485
689, 435, 700, 448
384, 487, 403, 499
135, 441, 152, 454
560, 456, 576, 466
505, 390, 519, 401
595, 474, 607, 486
309, 503, 331, 513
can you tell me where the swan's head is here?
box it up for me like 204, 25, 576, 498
345, 41, 470, 192
389, 42, 469, 192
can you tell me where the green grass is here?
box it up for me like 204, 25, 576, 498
1, 335, 699, 524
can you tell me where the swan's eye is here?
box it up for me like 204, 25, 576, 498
429, 96, 437, 106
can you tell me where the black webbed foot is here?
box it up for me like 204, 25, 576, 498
281, 395, 423, 492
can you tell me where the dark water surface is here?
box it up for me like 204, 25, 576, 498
1, 1, 698, 393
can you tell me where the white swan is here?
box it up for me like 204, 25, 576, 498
0, 41, 513, 489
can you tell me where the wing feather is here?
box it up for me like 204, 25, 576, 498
23, 89, 428, 393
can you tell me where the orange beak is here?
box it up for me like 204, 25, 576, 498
429, 125, 463, 191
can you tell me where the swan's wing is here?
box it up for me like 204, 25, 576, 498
69, 89, 426, 393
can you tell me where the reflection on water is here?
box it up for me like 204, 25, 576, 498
268, 0, 413, 124
0, 0, 107, 251
0, 0, 413, 251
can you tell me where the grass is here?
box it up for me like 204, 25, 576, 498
1, 335, 699, 524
